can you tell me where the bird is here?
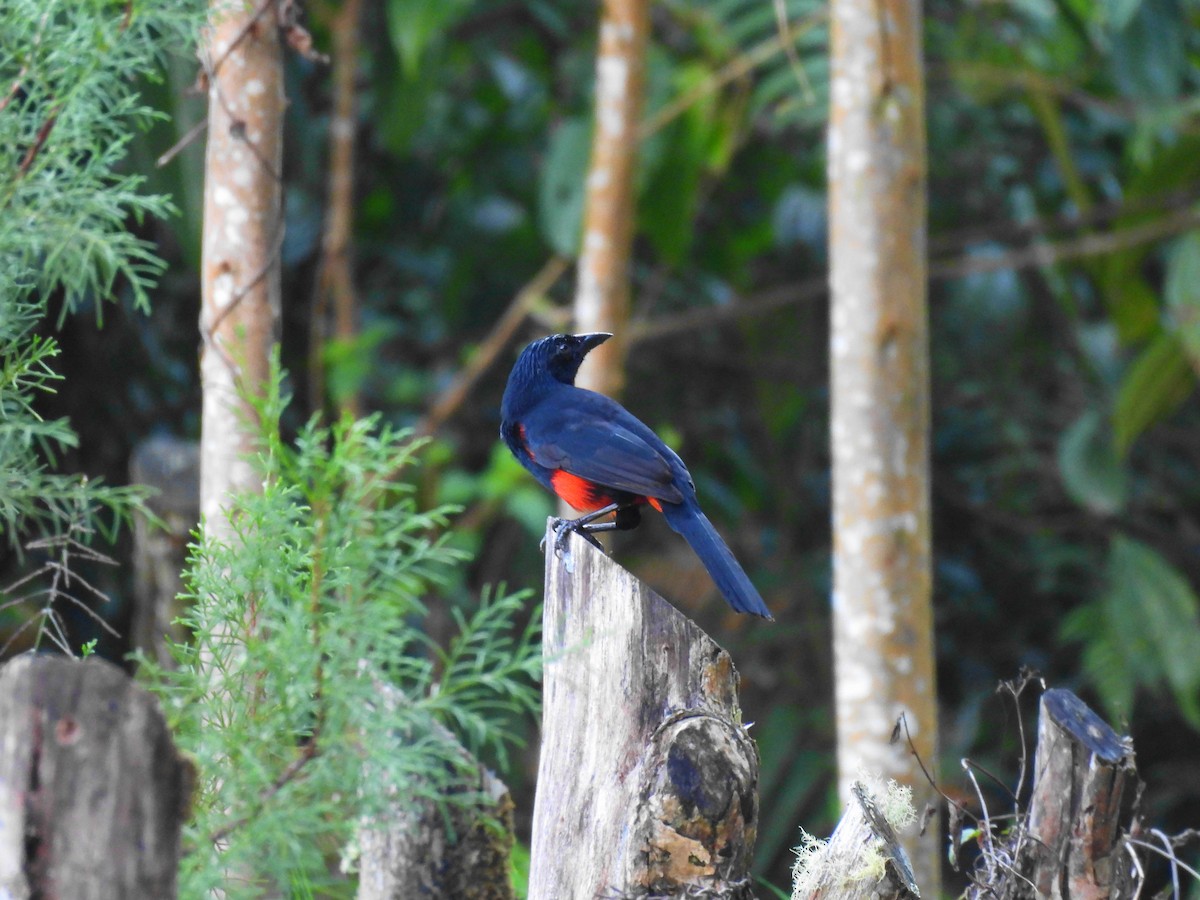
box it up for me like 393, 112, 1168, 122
500, 332, 772, 619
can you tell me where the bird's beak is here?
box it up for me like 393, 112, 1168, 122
576, 332, 613, 354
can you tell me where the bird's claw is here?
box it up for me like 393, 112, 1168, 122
540, 517, 607, 559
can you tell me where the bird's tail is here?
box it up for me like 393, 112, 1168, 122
661, 501, 772, 620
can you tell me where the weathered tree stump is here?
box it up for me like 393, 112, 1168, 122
130, 435, 200, 667
1021, 689, 1139, 899
529, 527, 759, 899
0, 654, 193, 899
792, 779, 921, 900
356, 698, 516, 900
964, 688, 1141, 900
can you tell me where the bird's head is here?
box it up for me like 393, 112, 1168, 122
521, 332, 612, 385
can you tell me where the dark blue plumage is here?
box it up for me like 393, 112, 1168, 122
500, 333, 772, 620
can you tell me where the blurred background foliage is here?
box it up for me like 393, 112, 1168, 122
5, 0, 1200, 891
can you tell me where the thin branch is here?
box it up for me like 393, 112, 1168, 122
928, 186, 1200, 255
17, 106, 60, 176
156, 117, 208, 168
207, 738, 320, 845
929, 204, 1200, 280
631, 203, 1200, 344
207, 0, 276, 79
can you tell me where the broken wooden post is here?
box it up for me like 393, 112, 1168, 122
130, 435, 200, 667
0, 654, 193, 899
1022, 688, 1139, 899
356, 683, 516, 900
528, 527, 759, 898
792, 778, 921, 900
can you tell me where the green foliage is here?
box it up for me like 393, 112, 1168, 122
538, 117, 591, 257
141, 369, 541, 896
0, 0, 201, 317
1113, 330, 1196, 456
0, 302, 142, 547
1056, 409, 1127, 515
0, 0, 201, 552
1063, 535, 1200, 729
1166, 230, 1200, 372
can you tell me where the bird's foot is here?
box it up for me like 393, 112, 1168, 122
540, 516, 608, 558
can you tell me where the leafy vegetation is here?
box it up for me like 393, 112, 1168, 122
140, 366, 540, 896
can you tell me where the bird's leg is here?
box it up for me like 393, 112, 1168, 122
541, 502, 624, 556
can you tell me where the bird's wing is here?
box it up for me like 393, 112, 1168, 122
521, 402, 685, 504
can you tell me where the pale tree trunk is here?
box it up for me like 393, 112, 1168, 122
199, 0, 284, 544
827, 0, 938, 893
311, 0, 362, 419
572, 0, 650, 399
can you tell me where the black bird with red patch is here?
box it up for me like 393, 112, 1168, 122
500, 332, 772, 619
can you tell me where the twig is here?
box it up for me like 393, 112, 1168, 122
928, 186, 1200, 255
1127, 840, 1146, 900
772, 0, 816, 104
930, 204, 1200, 280
0, 65, 28, 113
631, 203, 1200, 344
1128, 834, 1200, 896
156, 118, 208, 168
17, 107, 60, 176
207, 738, 320, 844
207, 0, 276, 79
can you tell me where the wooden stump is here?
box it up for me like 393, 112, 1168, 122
792, 779, 921, 900
130, 435, 200, 667
356, 697, 516, 900
1022, 689, 1139, 900
0, 654, 193, 899
528, 527, 759, 899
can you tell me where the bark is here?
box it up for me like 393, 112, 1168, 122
129, 435, 200, 668
0, 655, 193, 899
311, 0, 362, 418
573, 0, 650, 399
199, 0, 284, 543
529, 527, 759, 899
827, 0, 937, 890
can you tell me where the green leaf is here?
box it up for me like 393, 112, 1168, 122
1107, 536, 1200, 727
1103, 0, 1143, 30
1109, 0, 1185, 101
386, 0, 471, 80
537, 117, 591, 257
1165, 230, 1200, 373
1056, 409, 1127, 515
1113, 330, 1196, 456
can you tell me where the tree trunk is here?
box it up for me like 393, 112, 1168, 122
199, 0, 284, 542
0, 655, 193, 899
572, 0, 650, 399
827, 0, 937, 890
311, 0, 363, 419
528, 527, 759, 899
